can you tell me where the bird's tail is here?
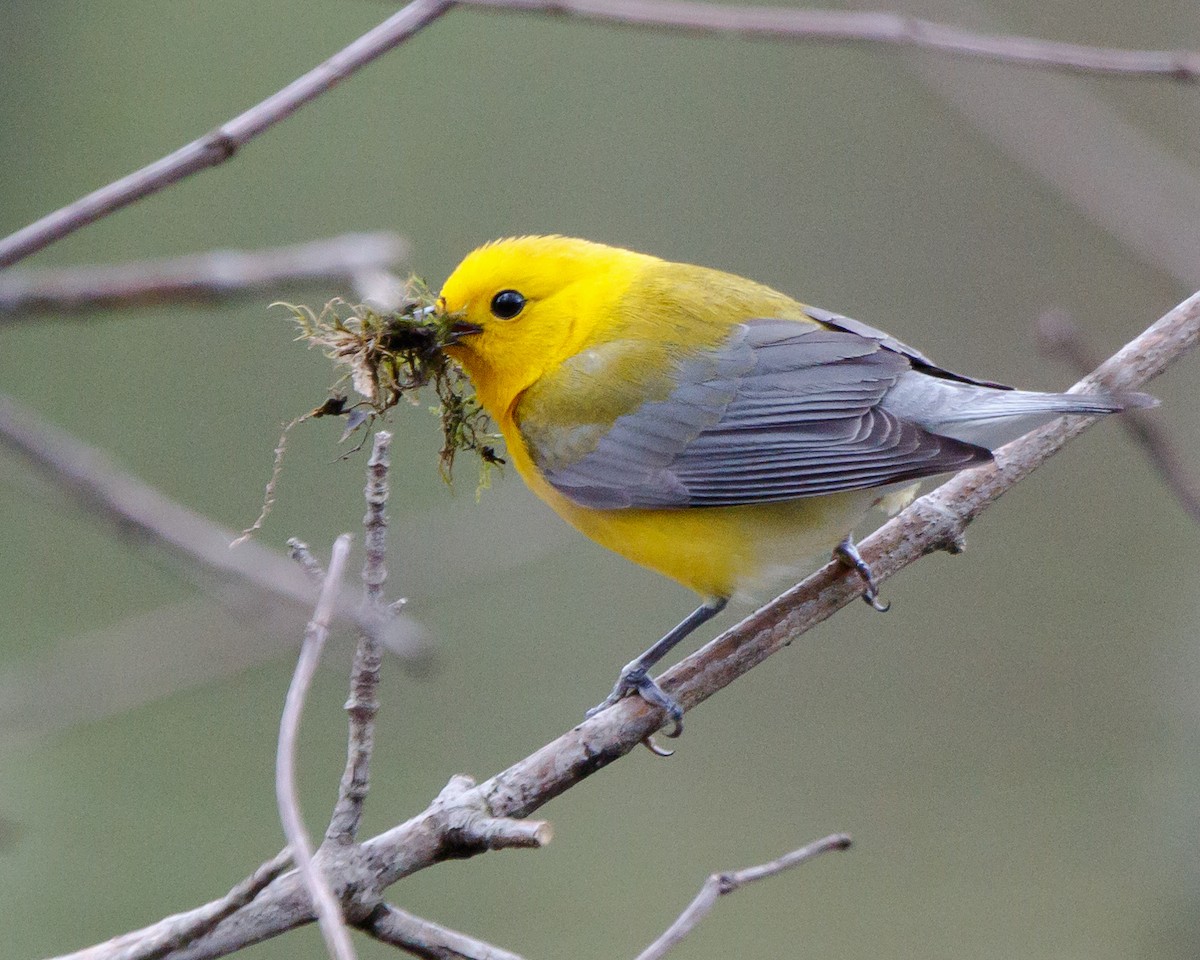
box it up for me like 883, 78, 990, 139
884, 372, 1157, 449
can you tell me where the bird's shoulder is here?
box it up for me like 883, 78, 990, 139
514, 336, 690, 472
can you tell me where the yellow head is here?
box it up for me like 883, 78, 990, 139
438, 236, 658, 416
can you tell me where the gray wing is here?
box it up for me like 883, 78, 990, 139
802, 306, 1013, 390
525, 317, 992, 510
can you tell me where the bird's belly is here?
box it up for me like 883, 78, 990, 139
504, 418, 892, 599
551, 490, 879, 601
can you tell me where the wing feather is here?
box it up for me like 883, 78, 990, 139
517, 317, 991, 509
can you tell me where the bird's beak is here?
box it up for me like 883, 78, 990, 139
445, 318, 484, 344
428, 298, 482, 345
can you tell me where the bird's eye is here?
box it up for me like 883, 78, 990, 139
490, 289, 526, 320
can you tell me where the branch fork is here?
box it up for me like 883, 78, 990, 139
273, 434, 550, 960
434, 776, 554, 858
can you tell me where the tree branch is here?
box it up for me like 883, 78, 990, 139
51, 290, 1197, 960
0, 233, 408, 317
0, 0, 454, 268
633, 833, 852, 960
460, 0, 1200, 79
56, 849, 292, 960
870, 0, 1200, 287
327, 432, 392, 844
276, 536, 357, 960
0, 393, 433, 668
1037, 309, 1200, 524
2, 0, 1196, 269
360, 903, 526, 960
288, 538, 329, 584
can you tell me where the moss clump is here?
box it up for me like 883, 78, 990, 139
283, 286, 501, 480
236, 284, 501, 544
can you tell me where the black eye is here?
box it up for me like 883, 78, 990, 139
490, 289, 526, 320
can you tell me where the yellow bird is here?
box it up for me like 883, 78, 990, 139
439, 236, 1139, 734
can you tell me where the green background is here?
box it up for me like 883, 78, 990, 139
2, 1, 1198, 958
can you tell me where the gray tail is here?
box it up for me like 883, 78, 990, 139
885, 373, 1157, 449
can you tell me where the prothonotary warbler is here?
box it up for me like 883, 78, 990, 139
438, 236, 1147, 735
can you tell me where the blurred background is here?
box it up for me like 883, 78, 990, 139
1, 1, 1198, 957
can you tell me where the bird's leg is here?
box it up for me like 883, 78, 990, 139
834, 536, 890, 612
585, 596, 728, 737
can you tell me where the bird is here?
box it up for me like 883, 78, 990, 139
437, 235, 1146, 735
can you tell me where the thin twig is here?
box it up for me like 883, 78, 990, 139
288, 538, 328, 584
58, 849, 292, 960
326, 432, 392, 844
0, 486, 567, 736
1037, 309, 1200, 524
60, 291, 1193, 960
633, 833, 852, 960
0, 0, 454, 268
361, 432, 392, 608
277, 535, 357, 960
2, 2, 1197, 270
361, 903, 527, 960
874, 0, 1200, 286
0, 393, 433, 667
0, 233, 408, 316
460, 0, 1200, 79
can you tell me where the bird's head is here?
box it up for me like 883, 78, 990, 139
437, 235, 653, 415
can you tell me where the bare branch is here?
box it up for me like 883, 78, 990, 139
0, 233, 408, 317
1037, 309, 1200, 524
460, 0, 1200, 79
361, 903, 527, 960
0, 0, 453, 268
327, 432, 392, 844
56, 849, 291, 960
634, 833, 852, 960
48, 293, 1200, 960
384, 774, 556, 858
435, 775, 554, 852
0, 393, 433, 667
276, 535, 357, 960
288, 538, 328, 584
875, 0, 1200, 286
100, 775, 550, 960
3, 1, 1197, 270
0, 487, 564, 736
361, 433, 392, 608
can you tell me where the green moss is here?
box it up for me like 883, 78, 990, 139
282, 285, 501, 483
237, 285, 501, 543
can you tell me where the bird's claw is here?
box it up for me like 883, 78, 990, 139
584, 666, 684, 738
641, 735, 675, 757
834, 538, 890, 613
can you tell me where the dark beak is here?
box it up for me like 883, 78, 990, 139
445, 319, 484, 344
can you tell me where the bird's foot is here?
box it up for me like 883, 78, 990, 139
834, 537, 890, 612
585, 666, 684, 738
